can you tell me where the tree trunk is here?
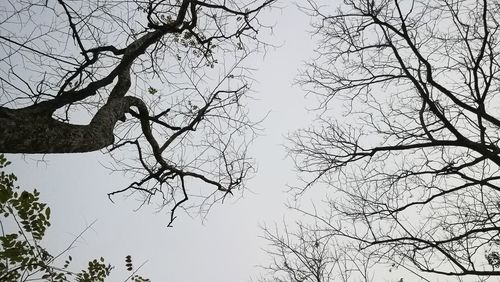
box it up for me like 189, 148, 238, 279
0, 97, 137, 153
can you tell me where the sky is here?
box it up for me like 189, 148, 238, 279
5, 3, 321, 281
5, 1, 486, 281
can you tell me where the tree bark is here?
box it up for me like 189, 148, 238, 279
0, 97, 138, 153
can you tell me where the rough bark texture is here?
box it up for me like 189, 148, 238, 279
0, 97, 134, 153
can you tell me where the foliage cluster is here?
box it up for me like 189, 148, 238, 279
0, 154, 126, 281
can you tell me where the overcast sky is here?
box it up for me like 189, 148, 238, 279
4, 1, 488, 281
5, 3, 323, 281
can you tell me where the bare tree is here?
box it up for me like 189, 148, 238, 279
285, 0, 500, 279
258, 220, 374, 282
0, 0, 274, 224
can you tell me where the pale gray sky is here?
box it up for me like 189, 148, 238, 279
5, 1, 478, 281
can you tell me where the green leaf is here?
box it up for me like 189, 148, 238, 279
45, 207, 51, 219
147, 86, 158, 95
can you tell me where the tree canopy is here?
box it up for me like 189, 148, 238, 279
0, 0, 274, 224
262, 0, 500, 280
